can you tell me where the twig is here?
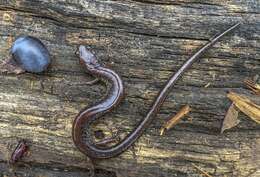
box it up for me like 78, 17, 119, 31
160, 105, 191, 135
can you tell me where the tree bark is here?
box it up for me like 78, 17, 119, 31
0, 0, 259, 176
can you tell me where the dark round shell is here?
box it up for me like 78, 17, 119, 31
11, 36, 51, 73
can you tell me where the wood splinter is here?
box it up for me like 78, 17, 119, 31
244, 79, 260, 95
191, 163, 213, 177
160, 105, 191, 135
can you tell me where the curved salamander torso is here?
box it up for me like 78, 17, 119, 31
72, 46, 181, 158
72, 23, 240, 159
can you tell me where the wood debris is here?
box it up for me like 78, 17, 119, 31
244, 79, 260, 95
221, 103, 240, 133
160, 105, 191, 135
227, 92, 260, 124
204, 83, 211, 88
191, 163, 213, 177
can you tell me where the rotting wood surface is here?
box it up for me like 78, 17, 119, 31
0, 1, 259, 177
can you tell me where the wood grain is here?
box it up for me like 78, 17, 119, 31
0, 0, 259, 176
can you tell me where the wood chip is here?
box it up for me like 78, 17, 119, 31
204, 83, 211, 88
221, 103, 240, 133
227, 92, 260, 124
160, 105, 191, 135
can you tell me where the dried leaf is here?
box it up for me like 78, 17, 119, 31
160, 105, 191, 135
221, 103, 240, 133
227, 92, 260, 124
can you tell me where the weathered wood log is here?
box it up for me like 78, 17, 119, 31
0, 0, 259, 176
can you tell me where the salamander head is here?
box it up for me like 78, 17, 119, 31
78, 45, 99, 67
